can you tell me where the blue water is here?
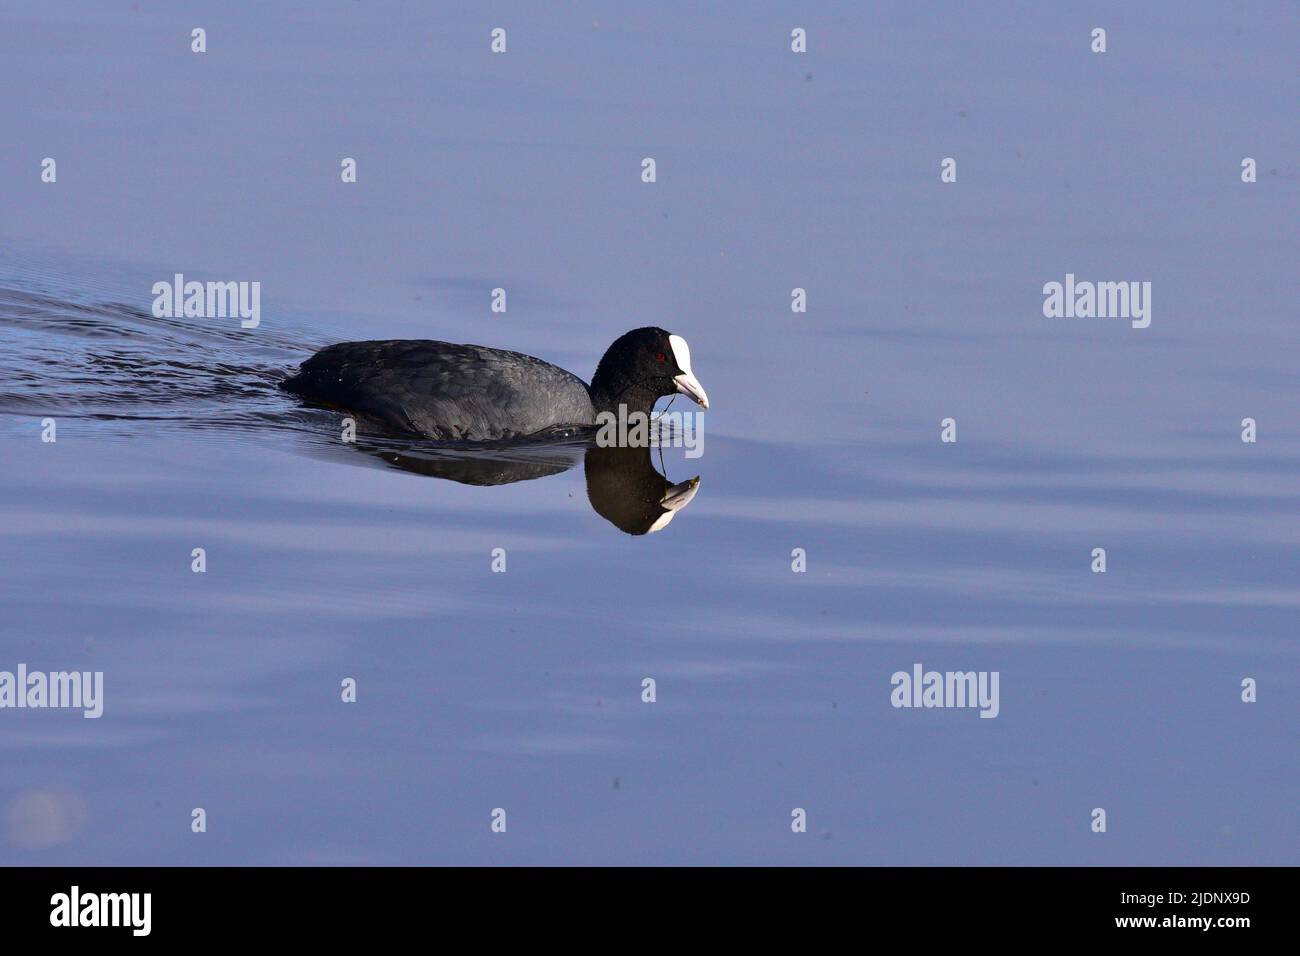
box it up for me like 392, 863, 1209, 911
0, 2, 1296, 864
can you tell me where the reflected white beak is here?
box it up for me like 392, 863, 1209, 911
649, 476, 701, 533
660, 476, 701, 512
674, 372, 709, 409
668, 333, 709, 409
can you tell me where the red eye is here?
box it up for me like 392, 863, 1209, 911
654, 352, 667, 362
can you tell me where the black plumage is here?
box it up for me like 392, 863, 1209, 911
281, 327, 708, 442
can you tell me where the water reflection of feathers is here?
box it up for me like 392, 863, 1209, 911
344, 437, 701, 536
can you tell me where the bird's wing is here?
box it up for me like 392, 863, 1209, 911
285, 340, 593, 441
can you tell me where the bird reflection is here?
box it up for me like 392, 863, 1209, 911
583, 446, 700, 535
340, 436, 701, 535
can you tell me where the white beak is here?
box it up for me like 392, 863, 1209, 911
649, 476, 701, 533
660, 476, 701, 512
673, 372, 709, 409
668, 334, 710, 409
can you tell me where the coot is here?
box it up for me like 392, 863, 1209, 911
281, 327, 709, 441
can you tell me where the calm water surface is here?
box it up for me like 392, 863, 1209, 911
0, 2, 1296, 864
